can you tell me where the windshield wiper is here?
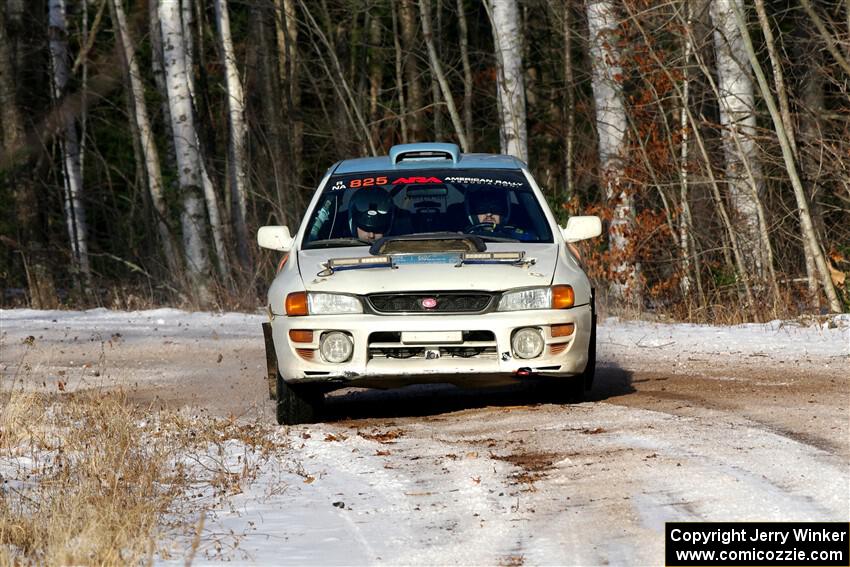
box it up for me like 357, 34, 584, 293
303, 237, 371, 249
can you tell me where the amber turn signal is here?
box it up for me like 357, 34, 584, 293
551, 323, 575, 337
289, 329, 314, 343
285, 292, 309, 316
551, 285, 575, 309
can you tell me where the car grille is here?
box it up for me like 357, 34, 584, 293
367, 292, 494, 314
368, 331, 498, 360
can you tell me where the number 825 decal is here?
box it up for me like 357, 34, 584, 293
349, 176, 388, 188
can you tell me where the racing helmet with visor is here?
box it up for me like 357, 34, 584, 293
466, 187, 511, 226
348, 189, 394, 237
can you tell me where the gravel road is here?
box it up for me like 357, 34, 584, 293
1, 309, 847, 564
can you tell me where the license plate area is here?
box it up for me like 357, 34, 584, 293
401, 331, 463, 344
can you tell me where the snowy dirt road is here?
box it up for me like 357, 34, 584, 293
1, 309, 848, 565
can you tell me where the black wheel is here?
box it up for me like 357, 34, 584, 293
276, 372, 323, 425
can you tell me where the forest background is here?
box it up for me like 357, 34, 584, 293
1, 0, 848, 322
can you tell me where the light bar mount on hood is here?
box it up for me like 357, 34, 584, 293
317, 250, 534, 277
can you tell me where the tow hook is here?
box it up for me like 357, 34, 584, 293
515, 367, 533, 377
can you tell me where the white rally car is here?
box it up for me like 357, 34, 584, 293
258, 143, 602, 424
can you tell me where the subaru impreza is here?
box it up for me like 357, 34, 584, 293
258, 143, 602, 424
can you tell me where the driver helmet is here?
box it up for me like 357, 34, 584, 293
349, 189, 394, 236
466, 187, 511, 225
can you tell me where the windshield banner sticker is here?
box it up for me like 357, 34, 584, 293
391, 176, 443, 185
443, 176, 523, 188
349, 176, 388, 188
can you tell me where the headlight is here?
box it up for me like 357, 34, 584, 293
497, 285, 575, 311
307, 293, 363, 315
498, 288, 551, 311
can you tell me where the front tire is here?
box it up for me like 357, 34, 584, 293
276, 372, 323, 425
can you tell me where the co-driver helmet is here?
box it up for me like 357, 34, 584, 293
466, 187, 511, 225
349, 189, 394, 236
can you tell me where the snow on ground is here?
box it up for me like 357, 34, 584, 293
2, 308, 848, 565
185, 403, 849, 565
597, 315, 849, 374
2, 308, 847, 367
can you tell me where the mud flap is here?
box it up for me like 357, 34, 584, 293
262, 322, 278, 400
584, 291, 597, 391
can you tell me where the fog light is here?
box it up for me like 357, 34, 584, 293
320, 331, 353, 363
511, 328, 544, 359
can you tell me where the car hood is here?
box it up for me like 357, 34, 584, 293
298, 243, 559, 293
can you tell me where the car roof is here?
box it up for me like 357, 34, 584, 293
332, 143, 526, 174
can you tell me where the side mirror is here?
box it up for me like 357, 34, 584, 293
560, 216, 602, 243
257, 226, 294, 252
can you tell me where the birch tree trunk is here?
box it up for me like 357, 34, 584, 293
149, 0, 178, 174
48, 0, 92, 287
710, 0, 769, 282
214, 0, 251, 272
797, 38, 830, 302
678, 1, 694, 300
586, 0, 639, 303
420, 0, 469, 151
174, 0, 231, 283
730, 2, 843, 312
112, 0, 181, 275
486, 0, 528, 162
159, 0, 213, 305
753, 0, 817, 300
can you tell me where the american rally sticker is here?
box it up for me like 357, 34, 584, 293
444, 176, 523, 188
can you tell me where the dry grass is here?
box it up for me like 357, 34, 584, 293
0, 389, 285, 565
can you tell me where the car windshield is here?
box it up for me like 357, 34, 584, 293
303, 169, 553, 248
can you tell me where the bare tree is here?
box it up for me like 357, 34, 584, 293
731, 1, 842, 312
111, 0, 181, 276
214, 0, 251, 272
1, 2, 57, 308
456, 0, 474, 150
367, 11, 383, 144
420, 0, 469, 150
586, 0, 639, 303
158, 0, 213, 304
391, 1, 409, 142
274, 0, 303, 214
485, 0, 528, 161
710, 0, 770, 284
178, 0, 231, 283
48, 0, 92, 287
399, 0, 425, 141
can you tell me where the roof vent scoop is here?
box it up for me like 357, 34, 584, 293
389, 143, 460, 165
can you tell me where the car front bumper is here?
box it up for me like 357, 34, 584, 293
271, 304, 592, 387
